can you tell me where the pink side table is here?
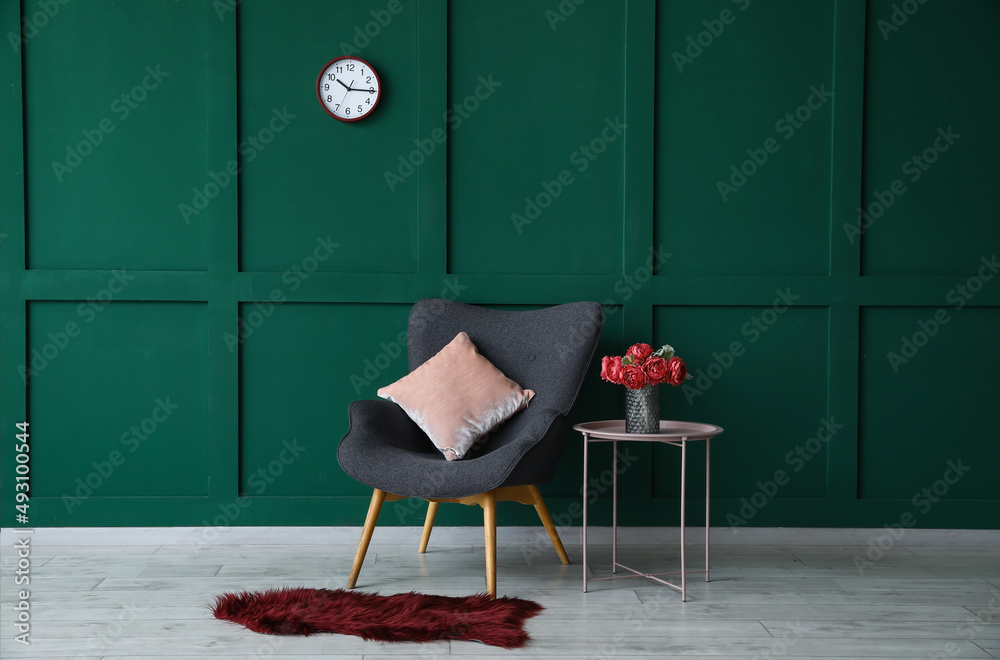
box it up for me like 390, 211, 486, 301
574, 420, 724, 602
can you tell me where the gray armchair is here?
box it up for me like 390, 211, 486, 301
337, 298, 604, 596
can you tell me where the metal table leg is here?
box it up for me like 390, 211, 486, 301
680, 436, 687, 601
612, 439, 618, 574
706, 437, 711, 582
582, 432, 589, 593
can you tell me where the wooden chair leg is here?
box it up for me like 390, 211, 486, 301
528, 484, 571, 565
483, 490, 497, 598
347, 488, 386, 589
418, 500, 439, 553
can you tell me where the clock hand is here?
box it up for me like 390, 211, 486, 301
346, 80, 375, 92
336, 79, 350, 91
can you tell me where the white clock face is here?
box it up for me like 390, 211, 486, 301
317, 57, 381, 122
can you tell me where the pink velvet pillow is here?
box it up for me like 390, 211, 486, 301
377, 332, 535, 461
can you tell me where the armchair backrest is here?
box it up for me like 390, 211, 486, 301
407, 299, 605, 418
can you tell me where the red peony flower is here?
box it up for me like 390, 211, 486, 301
627, 343, 653, 363
606, 357, 625, 384
643, 356, 668, 385
622, 364, 648, 389
665, 356, 687, 386
601, 356, 612, 381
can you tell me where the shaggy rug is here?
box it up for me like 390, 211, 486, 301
212, 587, 543, 648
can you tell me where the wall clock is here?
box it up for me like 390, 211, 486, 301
317, 56, 381, 122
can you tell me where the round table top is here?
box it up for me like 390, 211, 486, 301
573, 420, 724, 441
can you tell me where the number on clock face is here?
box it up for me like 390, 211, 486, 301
317, 56, 381, 122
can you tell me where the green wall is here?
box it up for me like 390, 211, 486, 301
2, 0, 998, 530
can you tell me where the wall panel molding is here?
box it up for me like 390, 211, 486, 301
2, 0, 997, 529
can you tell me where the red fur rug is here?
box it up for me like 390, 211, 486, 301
212, 587, 543, 648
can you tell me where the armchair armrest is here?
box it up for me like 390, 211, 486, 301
344, 399, 433, 453
472, 406, 569, 487
493, 405, 564, 454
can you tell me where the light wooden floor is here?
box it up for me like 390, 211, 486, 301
2, 530, 999, 659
